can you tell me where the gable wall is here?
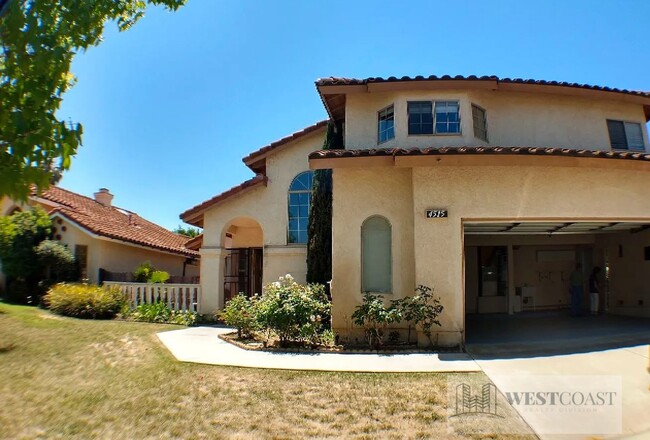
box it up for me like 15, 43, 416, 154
344, 89, 649, 151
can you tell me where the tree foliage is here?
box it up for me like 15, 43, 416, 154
35, 238, 77, 282
0, 0, 186, 200
0, 207, 52, 280
173, 225, 201, 238
306, 121, 343, 288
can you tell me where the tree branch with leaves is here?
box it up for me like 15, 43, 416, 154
0, 0, 186, 200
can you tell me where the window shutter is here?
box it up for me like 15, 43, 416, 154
361, 216, 392, 292
607, 120, 627, 149
624, 122, 644, 150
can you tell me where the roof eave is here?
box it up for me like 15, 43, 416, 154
180, 175, 268, 227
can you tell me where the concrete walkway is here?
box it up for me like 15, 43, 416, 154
157, 326, 481, 373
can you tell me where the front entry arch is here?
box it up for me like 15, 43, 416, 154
221, 217, 264, 302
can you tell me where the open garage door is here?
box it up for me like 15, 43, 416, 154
463, 220, 650, 350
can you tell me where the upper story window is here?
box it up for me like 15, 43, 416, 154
408, 100, 461, 135
471, 104, 488, 141
377, 105, 395, 144
607, 120, 645, 151
408, 101, 433, 134
287, 171, 313, 244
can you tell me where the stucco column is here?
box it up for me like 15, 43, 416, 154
412, 169, 463, 346
199, 247, 226, 313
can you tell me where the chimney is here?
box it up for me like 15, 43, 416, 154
94, 188, 113, 207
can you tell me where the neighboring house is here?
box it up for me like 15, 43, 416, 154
0, 186, 199, 291
182, 75, 650, 346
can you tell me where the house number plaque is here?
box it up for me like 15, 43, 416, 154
426, 209, 448, 218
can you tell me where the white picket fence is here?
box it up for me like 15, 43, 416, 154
104, 282, 201, 313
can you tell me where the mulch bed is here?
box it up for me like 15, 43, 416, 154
218, 332, 461, 354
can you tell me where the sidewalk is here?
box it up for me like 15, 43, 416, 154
157, 326, 481, 373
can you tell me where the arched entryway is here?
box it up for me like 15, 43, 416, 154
221, 217, 263, 302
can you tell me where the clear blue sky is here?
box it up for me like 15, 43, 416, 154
57, 0, 650, 230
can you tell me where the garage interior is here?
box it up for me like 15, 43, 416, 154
463, 221, 650, 352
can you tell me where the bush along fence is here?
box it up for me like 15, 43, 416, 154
103, 282, 201, 313
43, 282, 198, 326
100, 261, 201, 313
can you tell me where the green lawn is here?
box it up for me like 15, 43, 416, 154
0, 303, 535, 439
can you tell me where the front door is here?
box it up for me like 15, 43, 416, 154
223, 247, 263, 302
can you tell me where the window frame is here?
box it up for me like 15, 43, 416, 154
606, 119, 646, 151
377, 104, 395, 145
360, 215, 393, 294
407, 100, 462, 136
471, 103, 488, 142
287, 171, 314, 245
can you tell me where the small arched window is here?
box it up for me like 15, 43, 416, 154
287, 171, 314, 244
361, 216, 392, 293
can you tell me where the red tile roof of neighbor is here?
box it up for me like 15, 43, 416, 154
309, 146, 650, 162
35, 186, 198, 257
180, 174, 268, 225
315, 75, 650, 97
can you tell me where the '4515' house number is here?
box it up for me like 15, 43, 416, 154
426, 209, 448, 218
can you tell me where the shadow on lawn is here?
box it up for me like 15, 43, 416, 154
0, 343, 17, 354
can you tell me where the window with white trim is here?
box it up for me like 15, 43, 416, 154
408, 100, 461, 135
607, 120, 645, 151
287, 171, 313, 244
472, 104, 488, 141
361, 216, 392, 293
377, 105, 395, 144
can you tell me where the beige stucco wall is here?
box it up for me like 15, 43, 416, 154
199, 129, 325, 311
330, 167, 415, 343
344, 89, 649, 151
332, 161, 650, 346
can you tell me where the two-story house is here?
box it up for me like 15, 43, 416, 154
182, 75, 650, 346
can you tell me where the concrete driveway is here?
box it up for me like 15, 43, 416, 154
468, 324, 649, 440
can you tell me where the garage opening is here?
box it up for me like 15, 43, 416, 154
463, 221, 650, 351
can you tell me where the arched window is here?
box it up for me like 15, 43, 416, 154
287, 171, 314, 244
361, 216, 392, 293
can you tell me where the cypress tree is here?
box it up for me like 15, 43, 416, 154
306, 121, 343, 293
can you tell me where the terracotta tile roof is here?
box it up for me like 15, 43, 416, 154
242, 120, 328, 171
180, 174, 268, 226
315, 75, 650, 98
35, 186, 198, 257
309, 146, 650, 162
184, 234, 203, 251
316, 75, 650, 122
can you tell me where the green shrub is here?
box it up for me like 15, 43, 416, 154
133, 261, 155, 283
129, 301, 196, 326
35, 239, 78, 283
45, 283, 127, 319
352, 292, 401, 348
149, 270, 170, 284
353, 285, 444, 348
219, 294, 258, 339
254, 274, 330, 347
0, 208, 53, 303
